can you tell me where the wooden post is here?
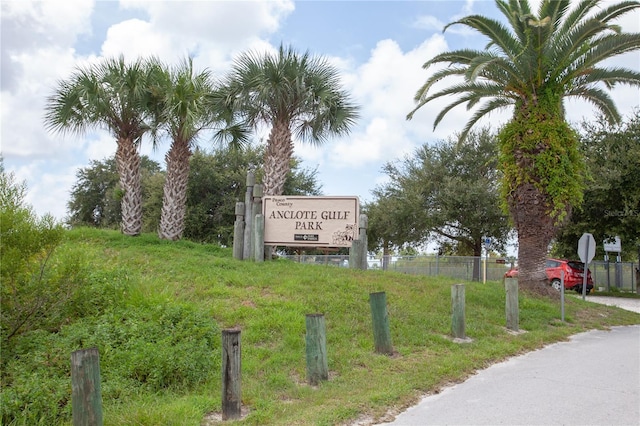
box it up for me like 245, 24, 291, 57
254, 214, 264, 262
369, 292, 393, 355
505, 277, 519, 331
305, 314, 328, 385
242, 172, 255, 260
359, 214, 368, 270
252, 184, 263, 261
451, 284, 466, 339
222, 329, 242, 420
70, 347, 103, 426
349, 239, 364, 270
233, 202, 245, 260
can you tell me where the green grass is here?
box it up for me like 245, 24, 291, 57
3, 227, 639, 426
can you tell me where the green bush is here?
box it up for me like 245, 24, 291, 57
0, 166, 73, 340
1, 301, 219, 425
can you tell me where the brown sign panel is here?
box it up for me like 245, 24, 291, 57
262, 196, 359, 247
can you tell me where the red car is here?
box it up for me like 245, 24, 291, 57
505, 258, 594, 294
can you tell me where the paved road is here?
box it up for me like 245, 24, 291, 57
378, 298, 640, 426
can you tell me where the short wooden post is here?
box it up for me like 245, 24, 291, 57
451, 284, 466, 339
222, 329, 242, 420
70, 347, 103, 426
505, 277, 519, 331
369, 292, 393, 355
349, 239, 364, 270
305, 314, 328, 385
233, 202, 245, 260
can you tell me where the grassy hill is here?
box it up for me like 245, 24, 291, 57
2, 228, 639, 425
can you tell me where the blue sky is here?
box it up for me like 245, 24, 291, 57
2, 0, 639, 231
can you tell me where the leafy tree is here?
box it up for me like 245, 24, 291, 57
67, 156, 163, 230
67, 157, 120, 227
407, 0, 640, 294
370, 129, 511, 280
45, 55, 159, 236
149, 58, 248, 241
215, 44, 359, 195
364, 193, 424, 257
183, 145, 321, 244
553, 111, 640, 260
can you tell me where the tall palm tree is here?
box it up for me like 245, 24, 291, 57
216, 44, 359, 196
150, 58, 248, 241
407, 0, 640, 294
44, 55, 156, 236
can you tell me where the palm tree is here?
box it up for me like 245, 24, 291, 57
44, 55, 156, 236
216, 44, 359, 196
149, 58, 249, 241
407, 0, 640, 294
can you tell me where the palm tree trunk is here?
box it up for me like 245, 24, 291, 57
501, 102, 575, 296
115, 137, 143, 236
508, 182, 558, 296
263, 120, 294, 196
158, 139, 191, 241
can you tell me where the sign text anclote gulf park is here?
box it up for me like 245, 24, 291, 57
262, 196, 360, 247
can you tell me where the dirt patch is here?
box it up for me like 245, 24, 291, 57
201, 407, 250, 425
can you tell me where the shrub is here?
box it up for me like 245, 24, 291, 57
1, 301, 219, 425
0, 165, 82, 340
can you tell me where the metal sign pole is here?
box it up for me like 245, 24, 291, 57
578, 233, 596, 301
582, 236, 590, 301
561, 270, 565, 322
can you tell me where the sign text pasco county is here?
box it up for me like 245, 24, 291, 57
262, 196, 359, 247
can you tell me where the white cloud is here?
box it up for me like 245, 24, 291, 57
85, 132, 117, 161
101, 19, 172, 59
412, 15, 446, 32
0, 0, 93, 49
11, 159, 78, 219
319, 36, 450, 168
121, 0, 294, 41
105, 0, 295, 67
1, 0, 95, 159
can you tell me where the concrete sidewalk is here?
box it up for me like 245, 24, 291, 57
584, 295, 640, 313
377, 298, 640, 426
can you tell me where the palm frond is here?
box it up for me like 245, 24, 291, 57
219, 44, 359, 146
457, 97, 513, 143
585, 67, 640, 87
413, 66, 468, 103
592, 1, 640, 25
565, 86, 621, 124
547, 19, 609, 78
558, 0, 599, 35
444, 15, 522, 62
576, 33, 640, 73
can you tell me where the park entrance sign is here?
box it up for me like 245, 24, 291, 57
262, 196, 359, 247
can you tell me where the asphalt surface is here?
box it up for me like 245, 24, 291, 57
377, 297, 640, 426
